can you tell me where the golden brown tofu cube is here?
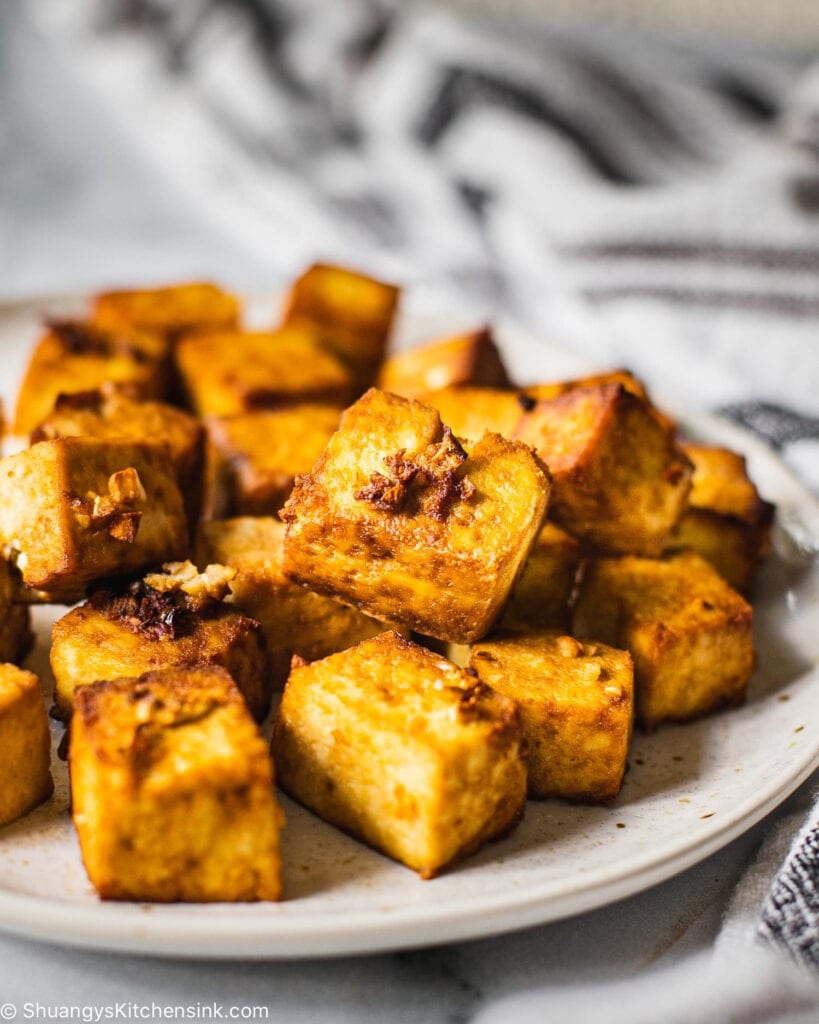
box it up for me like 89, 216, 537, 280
50, 561, 270, 722
92, 281, 241, 340
378, 327, 511, 399
683, 444, 773, 524
196, 516, 389, 686
0, 557, 33, 666
514, 383, 692, 555
666, 445, 774, 592
425, 385, 526, 442
521, 369, 675, 431
272, 631, 526, 877
281, 263, 399, 388
0, 438, 188, 602
573, 551, 754, 730
0, 665, 53, 828
500, 521, 581, 632
206, 405, 340, 517
175, 327, 357, 417
470, 632, 633, 802
32, 389, 206, 531
12, 321, 169, 437
282, 388, 551, 643
71, 666, 282, 902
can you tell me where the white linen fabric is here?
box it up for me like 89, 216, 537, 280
2, 0, 819, 1019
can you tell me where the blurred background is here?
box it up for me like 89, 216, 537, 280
2, 0, 819, 433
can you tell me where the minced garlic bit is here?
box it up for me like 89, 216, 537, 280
144, 560, 236, 611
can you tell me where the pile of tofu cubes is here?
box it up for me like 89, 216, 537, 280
0, 266, 771, 898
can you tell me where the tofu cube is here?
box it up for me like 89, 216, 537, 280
0, 557, 33, 666
378, 327, 511, 399
50, 561, 270, 722
521, 368, 675, 433
92, 281, 241, 339
500, 521, 581, 632
281, 388, 551, 643
425, 386, 527, 442
666, 444, 774, 592
175, 327, 357, 417
469, 632, 633, 802
196, 517, 390, 686
32, 389, 206, 531
0, 665, 53, 828
205, 405, 340, 517
280, 263, 399, 388
514, 382, 692, 555
70, 665, 282, 902
272, 631, 526, 877
12, 321, 169, 436
0, 438, 189, 602
573, 551, 754, 729
683, 444, 773, 524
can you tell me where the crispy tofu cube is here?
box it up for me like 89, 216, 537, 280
378, 327, 511, 399
0, 438, 188, 602
425, 386, 526, 442
514, 383, 692, 555
272, 631, 526, 877
469, 632, 633, 802
500, 521, 580, 632
573, 551, 754, 729
92, 281, 241, 339
50, 562, 270, 721
0, 557, 33, 666
281, 389, 551, 643
12, 321, 169, 437
196, 517, 389, 686
32, 389, 206, 531
521, 369, 674, 431
281, 263, 399, 388
175, 327, 357, 417
206, 405, 340, 517
0, 665, 53, 828
70, 666, 282, 902
666, 444, 773, 592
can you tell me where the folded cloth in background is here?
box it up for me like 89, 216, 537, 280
8, 0, 819, 1005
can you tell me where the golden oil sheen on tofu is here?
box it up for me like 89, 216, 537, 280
196, 516, 389, 686
0, 664, 53, 828
50, 561, 270, 722
469, 632, 634, 803
0, 438, 188, 601
281, 388, 551, 644
573, 551, 754, 730
272, 631, 527, 878
70, 665, 282, 902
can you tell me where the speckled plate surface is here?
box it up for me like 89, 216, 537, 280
0, 300, 817, 959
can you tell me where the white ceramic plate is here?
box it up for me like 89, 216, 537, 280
0, 300, 817, 960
